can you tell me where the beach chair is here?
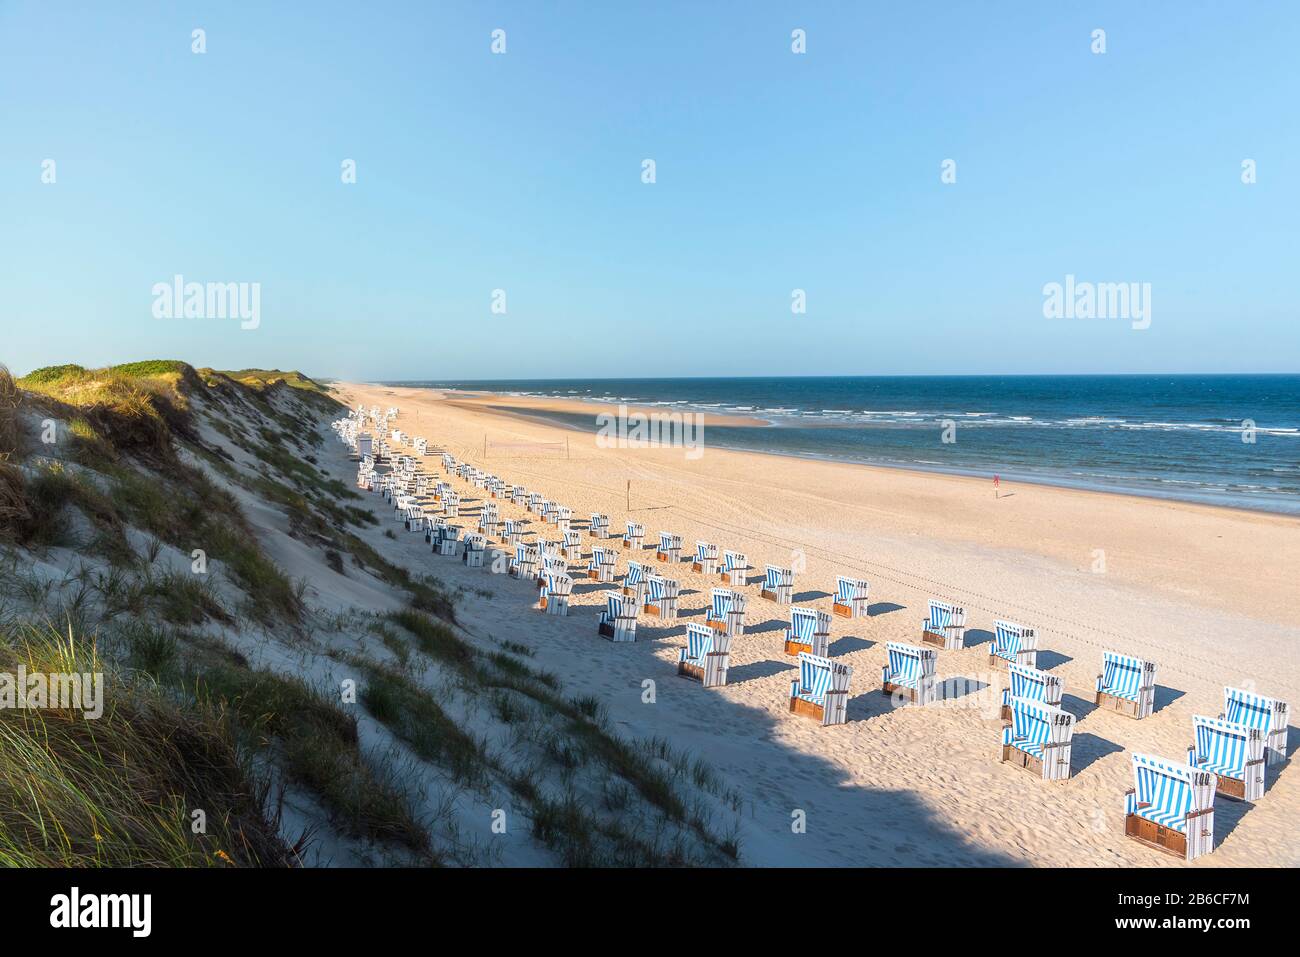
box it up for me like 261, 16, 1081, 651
643, 575, 680, 620
434, 524, 461, 557
761, 565, 793, 604
478, 503, 499, 537
881, 642, 938, 705
789, 653, 851, 727
622, 560, 652, 602
692, 542, 719, 575
1000, 697, 1074, 781
540, 501, 557, 526
1000, 663, 1063, 720
1187, 715, 1266, 801
1123, 753, 1216, 861
511, 544, 539, 580
538, 573, 573, 616
783, 607, 830, 658
403, 505, 425, 533
555, 507, 572, 534
508, 485, 524, 505
425, 517, 445, 546
719, 551, 747, 587
598, 591, 638, 642
656, 532, 683, 563
704, 588, 746, 638
832, 576, 869, 619
678, 623, 731, 689
461, 533, 485, 568
587, 546, 615, 583
356, 434, 373, 458
622, 522, 645, 551
989, 619, 1038, 668
1222, 687, 1289, 766
499, 519, 522, 546
921, 599, 966, 650
441, 491, 460, 518
561, 530, 582, 562
589, 513, 610, 539
527, 492, 543, 514
1095, 651, 1156, 719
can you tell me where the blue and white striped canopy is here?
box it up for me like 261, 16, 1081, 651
1192, 715, 1251, 778
790, 607, 817, 641
1101, 652, 1150, 701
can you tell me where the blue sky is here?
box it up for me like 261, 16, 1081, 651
2, 1, 1296, 379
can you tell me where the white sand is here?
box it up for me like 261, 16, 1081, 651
333, 382, 1300, 867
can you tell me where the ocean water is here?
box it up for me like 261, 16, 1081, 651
383, 376, 1300, 515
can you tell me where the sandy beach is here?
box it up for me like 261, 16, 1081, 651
333, 382, 1300, 867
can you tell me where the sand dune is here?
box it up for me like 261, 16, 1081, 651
335, 382, 1300, 867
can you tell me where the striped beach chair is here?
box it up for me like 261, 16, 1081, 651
1000, 663, 1063, 720
622, 560, 652, 602
555, 506, 572, 534
511, 544, 539, 580
1000, 697, 1074, 781
719, 550, 747, 587
403, 505, 425, 533
761, 565, 793, 605
510, 485, 527, 505
477, 502, 499, 537
989, 619, 1038, 668
789, 653, 851, 727
461, 533, 486, 568
1187, 715, 1266, 802
538, 573, 573, 616
881, 641, 938, 705
527, 492, 543, 514
921, 599, 966, 650
622, 522, 645, 551
783, 607, 830, 658
832, 576, 869, 619
587, 546, 615, 583
705, 588, 746, 637
441, 490, 460, 518
589, 513, 610, 539
656, 532, 683, 563
1222, 687, 1289, 766
678, 623, 731, 689
540, 501, 558, 525
434, 523, 461, 557
598, 591, 638, 642
643, 575, 680, 620
499, 519, 522, 546
1123, 753, 1216, 860
561, 529, 582, 562
1095, 651, 1156, 719
692, 542, 719, 575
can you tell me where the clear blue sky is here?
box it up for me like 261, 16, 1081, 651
2, 1, 1296, 379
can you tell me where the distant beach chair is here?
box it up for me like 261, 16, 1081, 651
441, 491, 460, 518
461, 533, 485, 568
1123, 753, 1216, 861
643, 575, 680, 620
1000, 663, 1063, 720
783, 607, 830, 658
719, 550, 747, 587
623, 522, 645, 551
477, 503, 499, 537
434, 524, 461, 557
692, 542, 719, 575
598, 591, 638, 642
832, 576, 869, 619
561, 530, 582, 562
1000, 697, 1074, 781
1222, 687, 1289, 766
540, 501, 557, 525
1187, 715, 1266, 802
921, 599, 966, 650
1095, 651, 1156, 719
622, 560, 651, 602
500, 519, 522, 546
403, 505, 425, 533
538, 573, 573, 616
589, 513, 610, 539
678, 623, 731, 689
656, 532, 683, 563
761, 565, 793, 604
881, 641, 938, 705
990, 619, 1038, 668
509, 485, 526, 505
587, 546, 615, 583
788, 653, 851, 727
705, 588, 746, 637
527, 492, 543, 514
555, 506, 572, 534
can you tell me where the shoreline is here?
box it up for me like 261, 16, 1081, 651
367, 383, 1300, 522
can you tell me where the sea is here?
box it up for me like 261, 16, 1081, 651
380, 375, 1300, 516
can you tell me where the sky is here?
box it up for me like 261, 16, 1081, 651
2, 1, 1297, 380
